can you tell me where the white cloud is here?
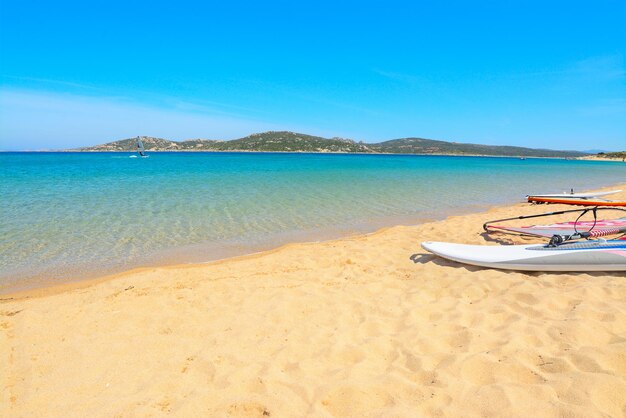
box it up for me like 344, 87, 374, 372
0, 88, 278, 150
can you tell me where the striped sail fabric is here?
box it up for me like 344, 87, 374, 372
489, 218, 626, 238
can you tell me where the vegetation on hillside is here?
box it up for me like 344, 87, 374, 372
598, 151, 626, 161
82, 136, 186, 151
75, 131, 588, 158
78, 132, 369, 153
199, 132, 371, 153
369, 137, 585, 158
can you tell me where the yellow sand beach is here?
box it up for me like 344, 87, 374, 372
2, 186, 625, 417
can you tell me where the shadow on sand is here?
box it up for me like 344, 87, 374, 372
410, 252, 484, 273
410, 250, 624, 277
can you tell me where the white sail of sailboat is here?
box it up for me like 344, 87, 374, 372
136, 137, 146, 156
132, 136, 148, 158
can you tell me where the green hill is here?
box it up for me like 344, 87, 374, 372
77, 132, 370, 153
370, 137, 586, 158
597, 151, 626, 160
80, 136, 192, 151
199, 131, 371, 153
75, 131, 588, 158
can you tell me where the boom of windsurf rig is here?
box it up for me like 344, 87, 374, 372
483, 207, 626, 246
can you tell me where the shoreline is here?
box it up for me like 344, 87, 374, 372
1, 224, 404, 302
3, 182, 625, 300
3, 149, 598, 160
576, 155, 626, 162
2, 184, 625, 416
4, 153, 624, 296
0, 201, 492, 296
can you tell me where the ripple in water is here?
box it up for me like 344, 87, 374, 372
1, 152, 624, 291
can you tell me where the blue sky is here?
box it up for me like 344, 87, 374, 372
1, 0, 624, 151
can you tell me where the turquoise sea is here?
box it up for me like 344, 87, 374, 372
1, 152, 624, 291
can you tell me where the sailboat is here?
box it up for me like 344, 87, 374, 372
130, 136, 149, 158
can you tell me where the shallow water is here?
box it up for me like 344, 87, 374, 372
1, 152, 624, 290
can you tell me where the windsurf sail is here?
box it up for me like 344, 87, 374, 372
483, 207, 626, 244
136, 137, 146, 157
487, 218, 626, 238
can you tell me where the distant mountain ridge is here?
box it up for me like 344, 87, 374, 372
74, 131, 588, 158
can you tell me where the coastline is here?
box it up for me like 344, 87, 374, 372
3, 182, 626, 299
2, 184, 625, 416
4, 152, 625, 296
4, 149, 596, 160
0, 200, 514, 296
576, 155, 626, 162
3, 180, 624, 297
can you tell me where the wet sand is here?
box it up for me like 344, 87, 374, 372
2, 185, 625, 417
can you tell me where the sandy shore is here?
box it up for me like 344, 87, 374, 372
2, 186, 625, 417
577, 155, 625, 162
